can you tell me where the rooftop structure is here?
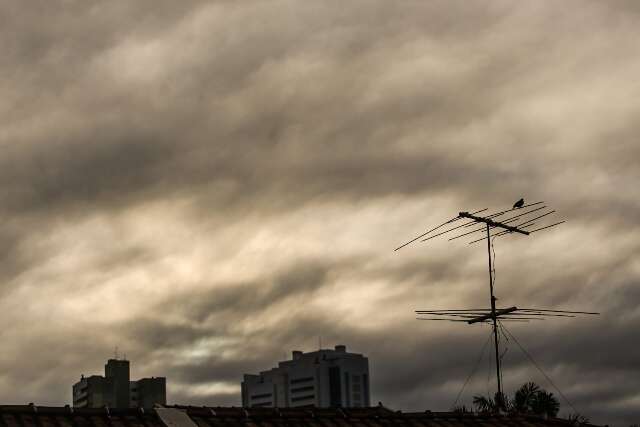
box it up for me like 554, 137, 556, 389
72, 359, 166, 409
242, 345, 370, 408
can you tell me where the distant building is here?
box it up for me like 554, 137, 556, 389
241, 345, 370, 408
132, 377, 167, 409
73, 359, 166, 409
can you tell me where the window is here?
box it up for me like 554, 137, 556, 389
290, 376, 314, 384
291, 394, 315, 402
251, 393, 272, 400
363, 374, 369, 406
291, 385, 314, 393
329, 367, 342, 407
353, 392, 362, 408
344, 373, 350, 407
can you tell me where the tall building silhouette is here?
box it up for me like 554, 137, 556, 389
242, 345, 370, 408
73, 359, 166, 409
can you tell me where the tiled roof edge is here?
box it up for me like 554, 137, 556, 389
0, 405, 604, 427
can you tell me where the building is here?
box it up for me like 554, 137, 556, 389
0, 405, 604, 427
241, 345, 370, 408
133, 377, 167, 409
73, 359, 166, 409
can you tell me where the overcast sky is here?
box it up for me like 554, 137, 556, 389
1, 1, 639, 425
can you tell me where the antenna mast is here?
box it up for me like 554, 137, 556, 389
487, 222, 502, 403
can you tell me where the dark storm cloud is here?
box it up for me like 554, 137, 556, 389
122, 259, 342, 348
3, 0, 638, 229
0, 1, 568, 216
0, 224, 32, 287
1, 1, 639, 426
108, 256, 492, 392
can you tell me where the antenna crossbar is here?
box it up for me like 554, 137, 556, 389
459, 212, 530, 235
467, 306, 518, 324
415, 307, 598, 320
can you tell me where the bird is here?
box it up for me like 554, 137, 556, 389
513, 198, 525, 209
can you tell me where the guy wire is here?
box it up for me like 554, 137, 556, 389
452, 329, 494, 408
498, 321, 510, 391
501, 323, 582, 417
491, 236, 497, 289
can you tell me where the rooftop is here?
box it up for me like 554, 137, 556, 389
0, 405, 601, 427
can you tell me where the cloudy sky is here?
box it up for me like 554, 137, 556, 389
1, 1, 639, 425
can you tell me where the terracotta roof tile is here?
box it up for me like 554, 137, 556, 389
0, 406, 600, 427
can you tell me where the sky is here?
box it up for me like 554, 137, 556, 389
1, 1, 639, 425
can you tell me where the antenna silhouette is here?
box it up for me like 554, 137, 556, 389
396, 199, 598, 409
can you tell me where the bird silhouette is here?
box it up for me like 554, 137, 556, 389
513, 198, 525, 209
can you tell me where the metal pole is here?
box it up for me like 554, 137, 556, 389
486, 223, 503, 409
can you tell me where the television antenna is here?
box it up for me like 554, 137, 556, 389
395, 199, 598, 409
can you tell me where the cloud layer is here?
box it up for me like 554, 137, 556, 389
1, 1, 639, 425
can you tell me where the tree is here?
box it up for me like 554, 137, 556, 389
512, 382, 540, 413
472, 395, 496, 413
451, 405, 471, 413
472, 382, 560, 417
472, 392, 509, 412
530, 390, 560, 418
567, 413, 590, 425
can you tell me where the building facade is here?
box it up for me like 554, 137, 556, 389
132, 377, 167, 409
73, 359, 166, 409
242, 345, 370, 408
